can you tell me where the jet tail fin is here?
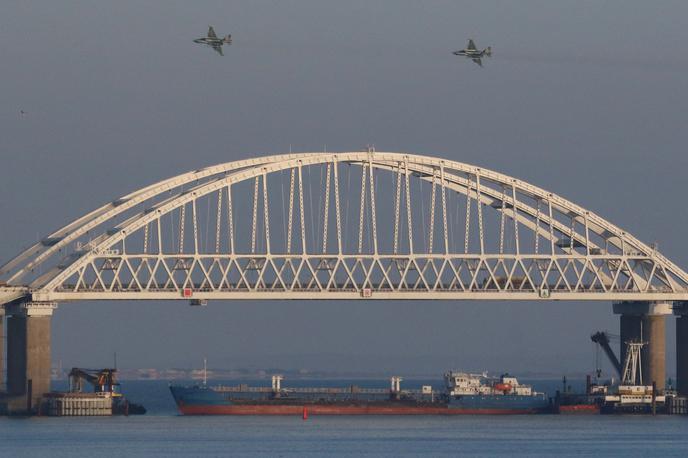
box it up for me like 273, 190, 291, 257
484, 46, 492, 57
224, 35, 232, 44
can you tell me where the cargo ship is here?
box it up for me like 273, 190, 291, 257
170, 371, 554, 415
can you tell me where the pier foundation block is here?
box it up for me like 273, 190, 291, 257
613, 301, 670, 391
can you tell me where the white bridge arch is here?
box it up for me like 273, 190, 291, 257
1, 150, 687, 304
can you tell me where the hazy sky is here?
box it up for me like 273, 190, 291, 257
2, 0, 688, 377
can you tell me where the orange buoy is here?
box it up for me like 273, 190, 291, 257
302, 406, 308, 420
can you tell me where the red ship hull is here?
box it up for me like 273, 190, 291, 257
558, 404, 600, 414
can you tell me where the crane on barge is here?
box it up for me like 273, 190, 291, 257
591, 331, 623, 378
68, 367, 146, 415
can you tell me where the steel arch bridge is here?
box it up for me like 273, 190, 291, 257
1, 150, 688, 305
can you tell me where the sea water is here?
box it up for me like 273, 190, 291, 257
1, 380, 687, 457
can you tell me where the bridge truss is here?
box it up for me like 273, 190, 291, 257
1, 151, 687, 303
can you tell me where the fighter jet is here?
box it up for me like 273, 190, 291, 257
453, 39, 492, 67
194, 26, 232, 56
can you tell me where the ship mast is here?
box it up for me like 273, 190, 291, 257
621, 341, 645, 386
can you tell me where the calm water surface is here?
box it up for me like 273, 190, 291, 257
1, 381, 687, 457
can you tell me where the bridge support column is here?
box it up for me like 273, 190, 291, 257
613, 301, 671, 391
675, 302, 688, 396
5, 302, 56, 414
0, 307, 4, 392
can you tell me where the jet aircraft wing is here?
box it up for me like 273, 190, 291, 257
211, 43, 224, 56
472, 57, 482, 67
208, 26, 218, 39
467, 39, 477, 51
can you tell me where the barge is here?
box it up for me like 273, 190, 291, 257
41, 367, 146, 416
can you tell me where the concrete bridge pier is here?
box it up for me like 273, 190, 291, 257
5, 302, 56, 414
675, 302, 688, 396
613, 301, 671, 391
0, 307, 4, 392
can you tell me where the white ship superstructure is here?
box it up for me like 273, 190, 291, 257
444, 372, 539, 397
